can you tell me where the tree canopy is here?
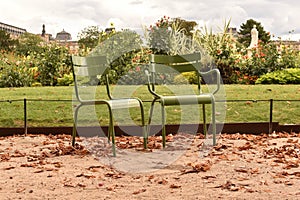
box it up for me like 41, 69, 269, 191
77, 26, 101, 50
15, 32, 43, 56
0, 30, 18, 52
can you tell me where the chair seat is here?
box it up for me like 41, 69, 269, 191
159, 94, 213, 106
108, 98, 141, 109
80, 98, 141, 109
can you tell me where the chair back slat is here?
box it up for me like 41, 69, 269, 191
72, 55, 108, 76
149, 53, 201, 74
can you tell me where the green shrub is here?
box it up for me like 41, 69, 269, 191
57, 73, 73, 86
0, 53, 36, 87
33, 44, 71, 86
174, 72, 198, 84
255, 68, 300, 84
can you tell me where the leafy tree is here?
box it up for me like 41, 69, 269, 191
91, 29, 143, 84
33, 43, 71, 86
77, 26, 101, 50
15, 32, 43, 56
0, 30, 18, 52
238, 19, 271, 47
147, 16, 198, 54
173, 17, 197, 37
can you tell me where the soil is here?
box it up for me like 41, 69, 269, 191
0, 132, 300, 200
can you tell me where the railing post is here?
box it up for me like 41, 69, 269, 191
24, 98, 27, 135
269, 99, 273, 134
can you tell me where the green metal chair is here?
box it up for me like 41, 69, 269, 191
146, 53, 220, 147
71, 55, 147, 156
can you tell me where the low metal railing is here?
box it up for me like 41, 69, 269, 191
0, 98, 299, 134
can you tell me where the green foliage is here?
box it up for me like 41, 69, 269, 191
0, 30, 18, 52
77, 26, 101, 51
33, 43, 71, 86
256, 68, 300, 84
15, 32, 43, 56
195, 20, 238, 83
57, 73, 73, 86
146, 16, 199, 55
238, 19, 271, 47
233, 41, 300, 84
91, 29, 143, 84
174, 72, 198, 84
0, 53, 36, 87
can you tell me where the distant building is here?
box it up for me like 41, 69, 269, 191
227, 27, 239, 37
53, 28, 79, 54
37, 25, 79, 54
0, 21, 26, 38
273, 40, 300, 51
55, 29, 72, 41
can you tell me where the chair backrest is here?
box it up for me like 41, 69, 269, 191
72, 55, 108, 77
147, 53, 202, 96
71, 55, 110, 101
149, 53, 201, 74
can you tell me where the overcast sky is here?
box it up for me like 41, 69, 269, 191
1, 0, 300, 41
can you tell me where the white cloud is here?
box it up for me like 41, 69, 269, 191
1, 0, 300, 41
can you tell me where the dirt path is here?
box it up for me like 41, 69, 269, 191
0, 132, 300, 199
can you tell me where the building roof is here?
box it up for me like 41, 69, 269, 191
55, 29, 72, 41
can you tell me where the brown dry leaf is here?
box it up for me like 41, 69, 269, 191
156, 178, 168, 185
20, 163, 38, 168
290, 171, 300, 177
170, 184, 181, 189
34, 169, 44, 173
237, 142, 253, 151
273, 171, 289, 178
105, 171, 124, 179
224, 181, 240, 191
250, 168, 260, 174
148, 175, 155, 181
3, 166, 15, 170
77, 183, 87, 188
12, 150, 26, 157
234, 167, 248, 173
283, 160, 299, 169
202, 175, 216, 179
132, 188, 146, 195
284, 180, 293, 186
63, 182, 76, 188
0, 153, 11, 161
214, 144, 228, 151
87, 165, 105, 172
16, 187, 26, 193
106, 186, 115, 191
76, 173, 96, 179
215, 181, 240, 191
42, 139, 56, 145
182, 161, 212, 174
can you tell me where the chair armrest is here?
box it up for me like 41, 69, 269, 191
144, 67, 161, 98
199, 69, 221, 94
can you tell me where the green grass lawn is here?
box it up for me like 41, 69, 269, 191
0, 84, 299, 127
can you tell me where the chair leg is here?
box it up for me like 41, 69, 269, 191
138, 101, 147, 149
72, 122, 76, 147
146, 100, 156, 140
161, 103, 166, 148
72, 104, 81, 147
108, 108, 116, 157
202, 104, 207, 137
212, 101, 216, 146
